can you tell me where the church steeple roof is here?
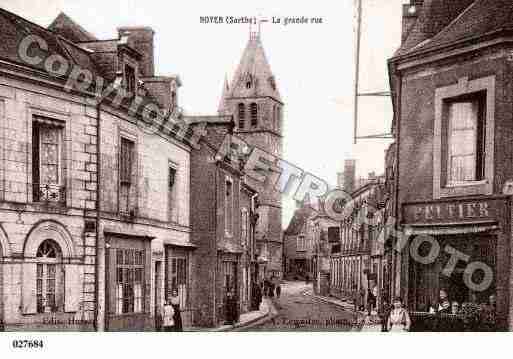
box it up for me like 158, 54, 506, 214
227, 32, 281, 103
217, 74, 230, 115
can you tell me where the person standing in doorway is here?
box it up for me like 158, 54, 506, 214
269, 276, 275, 298
275, 278, 282, 299
251, 281, 262, 311
170, 288, 183, 331
162, 300, 175, 332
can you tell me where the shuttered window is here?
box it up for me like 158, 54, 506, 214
238, 103, 245, 129
225, 179, 233, 235
250, 103, 258, 127
119, 138, 135, 214
168, 165, 177, 222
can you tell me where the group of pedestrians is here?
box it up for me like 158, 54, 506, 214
263, 276, 282, 298
162, 288, 183, 332
378, 289, 498, 332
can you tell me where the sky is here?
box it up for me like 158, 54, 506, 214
0, 0, 406, 227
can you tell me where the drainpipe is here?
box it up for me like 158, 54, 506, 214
392, 69, 402, 302
94, 99, 103, 331
213, 156, 219, 326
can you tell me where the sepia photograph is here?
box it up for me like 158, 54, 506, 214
0, 0, 510, 357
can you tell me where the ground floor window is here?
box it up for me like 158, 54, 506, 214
36, 239, 63, 313
115, 248, 144, 314
223, 261, 237, 295
166, 252, 188, 308
410, 234, 496, 311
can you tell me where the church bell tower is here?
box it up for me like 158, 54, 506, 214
218, 29, 284, 278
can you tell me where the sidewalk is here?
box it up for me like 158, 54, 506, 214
302, 289, 383, 332
185, 298, 274, 332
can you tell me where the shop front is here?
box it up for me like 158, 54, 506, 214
164, 245, 194, 328
105, 233, 154, 331
217, 253, 240, 325
402, 196, 511, 331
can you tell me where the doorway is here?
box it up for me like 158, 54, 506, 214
154, 261, 161, 330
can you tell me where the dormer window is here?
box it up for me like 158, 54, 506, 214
268, 76, 276, 91
125, 64, 136, 93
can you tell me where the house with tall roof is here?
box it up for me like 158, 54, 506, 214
389, 0, 513, 331
187, 115, 258, 328
0, 8, 191, 331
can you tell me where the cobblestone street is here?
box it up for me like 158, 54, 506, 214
246, 281, 357, 332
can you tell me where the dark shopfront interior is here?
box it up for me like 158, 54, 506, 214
409, 234, 497, 312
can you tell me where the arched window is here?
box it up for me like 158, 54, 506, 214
250, 103, 258, 127
238, 103, 245, 129
36, 239, 63, 313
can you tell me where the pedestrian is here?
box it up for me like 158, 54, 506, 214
162, 300, 175, 332
480, 294, 497, 331
367, 287, 376, 316
170, 288, 183, 331
276, 280, 282, 298
379, 298, 391, 332
430, 289, 450, 314
386, 297, 411, 332
269, 277, 275, 298
225, 290, 238, 324
251, 281, 262, 310
263, 278, 270, 297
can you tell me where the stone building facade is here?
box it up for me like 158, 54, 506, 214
188, 116, 257, 328
283, 204, 315, 281
0, 9, 191, 331
389, 0, 513, 330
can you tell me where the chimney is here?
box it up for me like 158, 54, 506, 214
337, 172, 344, 189
401, 0, 423, 44
118, 27, 155, 77
343, 159, 356, 194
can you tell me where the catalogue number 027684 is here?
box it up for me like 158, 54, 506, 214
12, 339, 44, 349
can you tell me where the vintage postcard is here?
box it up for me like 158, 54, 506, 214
0, 0, 509, 356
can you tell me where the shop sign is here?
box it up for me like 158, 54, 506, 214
320, 257, 330, 272
403, 198, 503, 225
152, 250, 164, 260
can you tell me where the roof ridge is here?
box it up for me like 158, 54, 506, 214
48, 12, 97, 41
425, 0, 479, 45
0, 7, 55, 34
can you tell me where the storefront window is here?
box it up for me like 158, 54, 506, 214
116, 248, 144, 314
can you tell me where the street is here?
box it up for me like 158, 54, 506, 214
245, 281, 357, 332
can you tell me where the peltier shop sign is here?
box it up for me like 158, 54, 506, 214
403, 198, 504, 225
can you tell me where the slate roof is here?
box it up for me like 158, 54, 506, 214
415, 0, 513, 53
224, 34, 281, 102
48, 12, 97, 43
394, 0, 477, 56
0, 7, 99, 76
284, 206, 314, 236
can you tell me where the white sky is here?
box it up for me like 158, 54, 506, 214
1, 0, 405, 227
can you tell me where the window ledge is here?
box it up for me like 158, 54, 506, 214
445, 179, 488, 188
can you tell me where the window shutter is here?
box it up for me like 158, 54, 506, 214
22, 263, 37, 314
64, 264, 81, 312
